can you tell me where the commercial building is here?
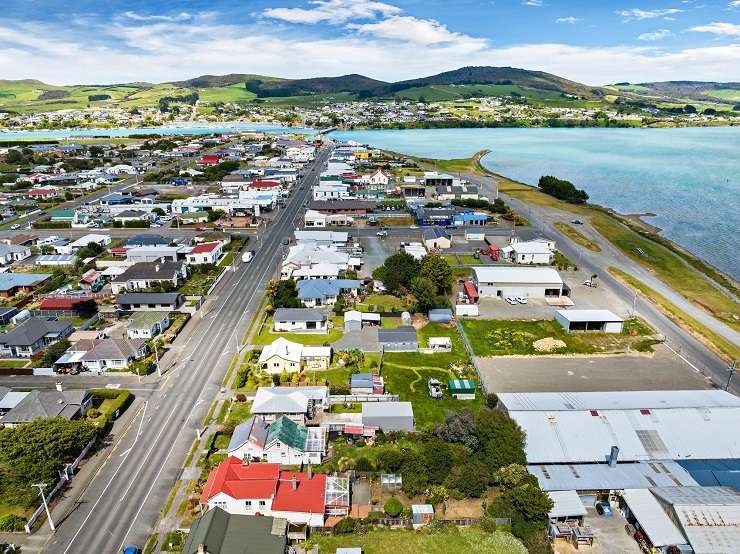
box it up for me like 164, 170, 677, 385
471, 266, 564, 298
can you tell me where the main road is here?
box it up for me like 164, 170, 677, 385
39, 144, 333, 553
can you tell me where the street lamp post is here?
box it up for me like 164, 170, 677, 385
32, 483, 55, 532
153, 340, 161, 378
726, 360, 737, 392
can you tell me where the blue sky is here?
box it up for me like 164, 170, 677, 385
1, 0, 739, 85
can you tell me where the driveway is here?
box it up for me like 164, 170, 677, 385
332, 328, 381, 352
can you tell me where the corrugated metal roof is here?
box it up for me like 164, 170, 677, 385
556, 309, 624, 322
472, 266, 562, 284
362, 401, 413, 418
547, 490, 587, 518
622, 489, 687, 547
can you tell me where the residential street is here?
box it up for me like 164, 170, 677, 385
23, 145, 333, 554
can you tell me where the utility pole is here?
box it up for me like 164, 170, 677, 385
631, 291, 638, 318
726, 360, 737, 392
32, 483, 55, 532
153, 340, 161, 377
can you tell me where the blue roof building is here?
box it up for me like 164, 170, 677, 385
296, 279, 362, 307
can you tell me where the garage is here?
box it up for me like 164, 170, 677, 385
556, 309, 624, 333
472, 266, 564, 299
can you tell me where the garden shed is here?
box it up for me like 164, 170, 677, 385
448, 379, 477, 400
428, 308, 453, 323
412, 504, 434, 527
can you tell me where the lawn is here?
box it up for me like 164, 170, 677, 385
316, 436, 419, 472
252, 315, 343, 346
412, 150, 491, 176
178, 268, 224, 296
554, 222, 602, 252
460, 318, 659, 357
313, 527, 526, 554
357, 294, 409, 313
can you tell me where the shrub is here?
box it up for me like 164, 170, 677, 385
384, 496, 403, 518
0, 514, 26, 532
330, 383, 350, 395
366, 511, 384, 521
486, 392, 499, 409
235, 393, 247, 402
376, 448, 405, 472
355, 457, 373, 471
354, 438, 366, 448
333, 517, 357, 534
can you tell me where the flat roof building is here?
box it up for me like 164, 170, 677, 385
471, 266, 563, 298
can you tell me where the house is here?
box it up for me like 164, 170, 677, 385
0, 273, 52, 297
555, 309, 624, 333
79, 269, 105, 292
227, 415, 327, 465
127, 234, 170, 247
308, 200, 376, 215
0, 389, 92, 427
421, 227, 451, 250
200, 457, 349, 526
503, 240, 554, 265
127, 311, 170, 339
471, 266, 564, 299
296, 279, 362, 308
61, 233, 112, 255
117, 292, 184, 311
35, 254, 77, 267
197, 154, 221, 166
447, 379, 477, 400
37, 297, 96, 317
273, 308, 327, 333
378, 327, 418, 352
26, 187, 59, 200
186, 242, 223, 265
0, 317, 73, 357
258, 338, 331, 374
0, 244, 31, 265
350, 373, 384, 395
304, 209, 327, 228
111, 261, 187, 294
81, 337, 147, 371
251, 386, 329, 423
0, 307, 18, 325
126, 245, 187, 263
114, 209, 150, 224
362, 401, 415, 432
361, 169, 390, 187
182, 508, 287, 554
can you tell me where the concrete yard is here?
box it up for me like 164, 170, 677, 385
477, 343, 712, 393
552, 507, 642, 554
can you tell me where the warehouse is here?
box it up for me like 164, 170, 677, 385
471, 266, 563, 298
499, 390, 740, 464
555, 309, 624, 333
362, 401, 414, 432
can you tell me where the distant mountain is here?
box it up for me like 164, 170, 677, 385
244, 73, 389, 98
613, 81, 740, 104
170, 74, 283, 89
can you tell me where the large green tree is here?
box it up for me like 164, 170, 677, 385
372, 252, 420, 294
266, 279, 301, 309
420, 254, 453, 294
410, 276, 437, 312
476, 409, 527, 471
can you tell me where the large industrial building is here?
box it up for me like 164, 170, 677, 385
471, 266, 564, 298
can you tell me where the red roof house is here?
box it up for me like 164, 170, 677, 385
197, 154, 221, 166
38, 297, 95, 314
186, 241, 223, 265
27, 188, 59, 199
248, 180, 281, 190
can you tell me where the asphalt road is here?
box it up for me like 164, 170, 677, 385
462, 172, 739, 394
36, 145, 333, 553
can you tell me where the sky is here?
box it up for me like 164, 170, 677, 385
1, 0, 740, 85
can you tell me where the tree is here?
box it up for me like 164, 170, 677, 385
420, 254, 453, 294
372, 252, 420, 294
376, 448, 405, 472
355, 457, 373, 471
384, 496, 403, 517
152, 207, 165, 216
76, 241, 104, 259
537, 175, 589, 204
410, 276, 437, 312
400, 452, 429, 496
485, 392, 499, 409
496, 464, 531, 489
40, 339, 71, 367
436, 408, 478, 450
422, 437, 454, 484
426, 484, 449, 506
448, 462, 488, 498
207, 209, 226, 222
266, 279, 301, 309
505, 483, 553, 522
476, 409, 527, 472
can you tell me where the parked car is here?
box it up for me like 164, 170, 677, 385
596, 501, 613, 517
516, 297, 527, 304
409, 225, 418, 229
376, 230, 388, 237
282, 238, 290, 245
10, 224, 21, 230
242, 251, 255, 263
195, 227, 206, 232
571, 219, 584, 225
505, 297, 517, 305
123, 547, 141, 554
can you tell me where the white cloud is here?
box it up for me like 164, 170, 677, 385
691, 22, 740, 36
348, 15, 486, 47
618, 8, 684, 21
522, 0, 543, 6
729, 1, 740, 8
556, 17, 581, 24
263, 0, 400, 25
122, 11, 193, 22
638, 29, 674, 40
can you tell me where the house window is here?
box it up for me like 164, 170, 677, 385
214, 501, 227, 510
245, 500, 252, 508
258, 500, 266, 508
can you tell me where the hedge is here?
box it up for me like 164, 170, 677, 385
33, 220, 71, 229
87, 389, 133, 426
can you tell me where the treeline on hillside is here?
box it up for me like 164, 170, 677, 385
538, 175, 589, 204
370, 118, 638, 131
158, 92, 199, 112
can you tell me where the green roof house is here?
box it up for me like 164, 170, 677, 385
182, 507, 287, 554
448, 379, 477, 400
262, 415, 326, 465
127, 311, 170, 340
51, 209, 75, 222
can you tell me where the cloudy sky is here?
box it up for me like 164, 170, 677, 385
2, 0, 740, 85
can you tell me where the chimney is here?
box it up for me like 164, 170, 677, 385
608, 446, 619, 468
307, 463, 313, 480
55, 381, 63, 392
291, 475, 298, 491
155, 263, 160, 272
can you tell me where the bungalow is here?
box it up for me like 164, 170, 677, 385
79, 269, 106, 292
127, 311, 170, 339
200, 458, 349, 526
273, 308, 327, 333
258, 338, 332, 374
296, 279, 362, 308
251, 386, 329, 424
117, 292, 184, 311
248, 180, 282, 192
127, 234, 170, 247
186, 242, 223, 265
114, 209, 150, 224
197, 154, 221, 166
422, 227, 451, 250
81, 337, 147, 371
126, 246, 186, 263
0, 273, 51, 297
111, 261, 187, 294
0, 390, 92, 427
60, 233, 112, 255
360, 169, 390, 188
0, 317, 73, 358
0, 244, 31, 265
27, 187, 59, 200
182, 509, 287, 554
227, 415, 326, 465
37, 297, 96, 317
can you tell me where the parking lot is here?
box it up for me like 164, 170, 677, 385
477, 343, 712, 393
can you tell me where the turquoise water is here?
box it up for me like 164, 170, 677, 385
0, 123, 315, 139
332, 127, 740, 279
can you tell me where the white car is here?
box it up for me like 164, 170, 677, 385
10, 224, 21, 230
505, 297, 517, 305
516, 297, 528, 304
409, 225, 418, 229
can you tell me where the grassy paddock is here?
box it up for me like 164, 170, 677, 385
610, 267, 739, 361
554, 222, 602, 252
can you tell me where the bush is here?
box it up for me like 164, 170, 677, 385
0, 514, 26, 532
376, 448, 405, 472
366, 511, 384, 521
354, 438, 366, 448
333, 517, 357, 534
486, 392, 499, 409
384, 496, 403, 517
355, 457, 373, 471
329, 383, 350, 395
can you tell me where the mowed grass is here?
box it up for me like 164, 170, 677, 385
554, 222, 602, 252
460, 318, 658, 357
356, 294, 409, 313
610, 267, 740, 361
251, 316, 343, 345
314, 527, 527, 554
498, 178, 739, 331
382, 323, 483, 429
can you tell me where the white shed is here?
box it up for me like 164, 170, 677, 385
555, 309, 624, 333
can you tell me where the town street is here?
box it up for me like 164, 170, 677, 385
27, 145, 333, 553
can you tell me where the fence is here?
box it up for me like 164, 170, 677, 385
329, 394, 399, 404
455, 318, 488, 394
206, 268, 229, 296
25, 435, 97, 533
